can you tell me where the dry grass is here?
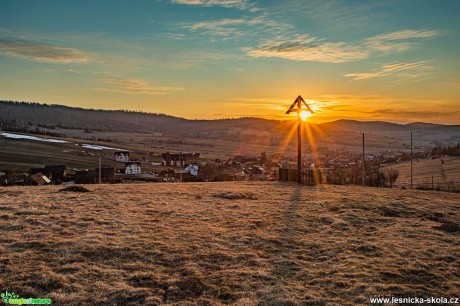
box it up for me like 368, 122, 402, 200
384, 156, 460, 188
0, 182, 459, 305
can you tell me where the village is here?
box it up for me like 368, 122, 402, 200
0, 145, 413, 186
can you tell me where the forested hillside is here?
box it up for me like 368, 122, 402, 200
0, 101, 456, 138
0, 101, 283, 136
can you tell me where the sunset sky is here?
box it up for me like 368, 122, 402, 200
1, 0, 459, 123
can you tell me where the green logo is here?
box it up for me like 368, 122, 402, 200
1, 291, 51, 305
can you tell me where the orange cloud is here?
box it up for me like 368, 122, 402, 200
346, 61, 434, 81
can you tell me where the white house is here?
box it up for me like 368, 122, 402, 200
125, 162, 141, 175
115, 151, 130, 162
184, 165, 199, 176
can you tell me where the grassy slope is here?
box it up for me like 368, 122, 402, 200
384, 156, 460, 186
0, 182, 459, 305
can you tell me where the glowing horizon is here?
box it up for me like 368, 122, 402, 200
1, 1, 459, 124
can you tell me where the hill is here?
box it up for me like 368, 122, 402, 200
319, 119, 455, 133
0, 182, 458, 305
383, 156, 460, 188
0, 101, 278, 136
1, 101, 458, 165
1, 101, 458, 137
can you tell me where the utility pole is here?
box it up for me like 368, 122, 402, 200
410, 131, 421, 189
410, 131, 413, 189
99, 155, 102, 184
362, 133, 365, 186
179, 152, 182, 182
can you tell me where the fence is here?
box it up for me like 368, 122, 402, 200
395, 180, 460, 192
279, 168, 322, 185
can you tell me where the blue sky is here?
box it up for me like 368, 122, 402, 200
1, 0, 459, 123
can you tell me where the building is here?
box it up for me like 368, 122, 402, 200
184, 165, 199, 176
162, 152, 200, 167
95, 167, 115, 183
125, 162, 141, 175
30, 172, 51, 185
115, 151, 130, 162
30, 165, 66, 184
75, 170, 97, 184
159, 168, 176, 182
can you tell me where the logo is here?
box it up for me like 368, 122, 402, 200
1, 291, 51, 305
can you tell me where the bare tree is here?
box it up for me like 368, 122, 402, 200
381, 168, 399, 187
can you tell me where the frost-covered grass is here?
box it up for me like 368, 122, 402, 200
0, 182, 459, 305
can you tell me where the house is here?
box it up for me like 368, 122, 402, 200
125, 162, 141, 175
184, 164, 199, 176
30, 165, 66, 184
181, 172, 204, 182
243, 167, 266, 180
159, 168, 176, 182
267, 161, 281, 173
114, 151, 130, 162
95, 167, 115, 183
30, 172, 51, 185
162, 152, 200, 167
11, 173, 28, 185
75, 170, 97, 184
233, 155, 246, 163
45, 165, 66, 182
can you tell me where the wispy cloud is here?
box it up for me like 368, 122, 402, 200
366, 29, 440, 53
0, 37, 92, 63
246, 34, 369, 63
182, 14, 292, 40
270, 1, 382, 32
183, 18, 246, 38
345, 61, 434, 80
170, 0, 257, 11
95, 78, 184, 95
162, 32, 187, 40
246, 29, 440, 63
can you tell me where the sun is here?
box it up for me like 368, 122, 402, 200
299, 110, 311, 121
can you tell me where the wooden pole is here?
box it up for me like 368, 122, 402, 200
410, 132, 413, 189
179, 152, 182, 182
297, 99, 302, 184
285, 95, 313, 185
362, 133, 365, 186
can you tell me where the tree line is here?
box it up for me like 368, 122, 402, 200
431, 144, 460, 156
0, 100, 276, 137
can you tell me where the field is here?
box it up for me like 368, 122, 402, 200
0, 182, 459, 305
383, 156, 460, 188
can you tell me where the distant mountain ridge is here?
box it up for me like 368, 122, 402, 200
319, 119, 453, 132
0, 101, 457, 136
